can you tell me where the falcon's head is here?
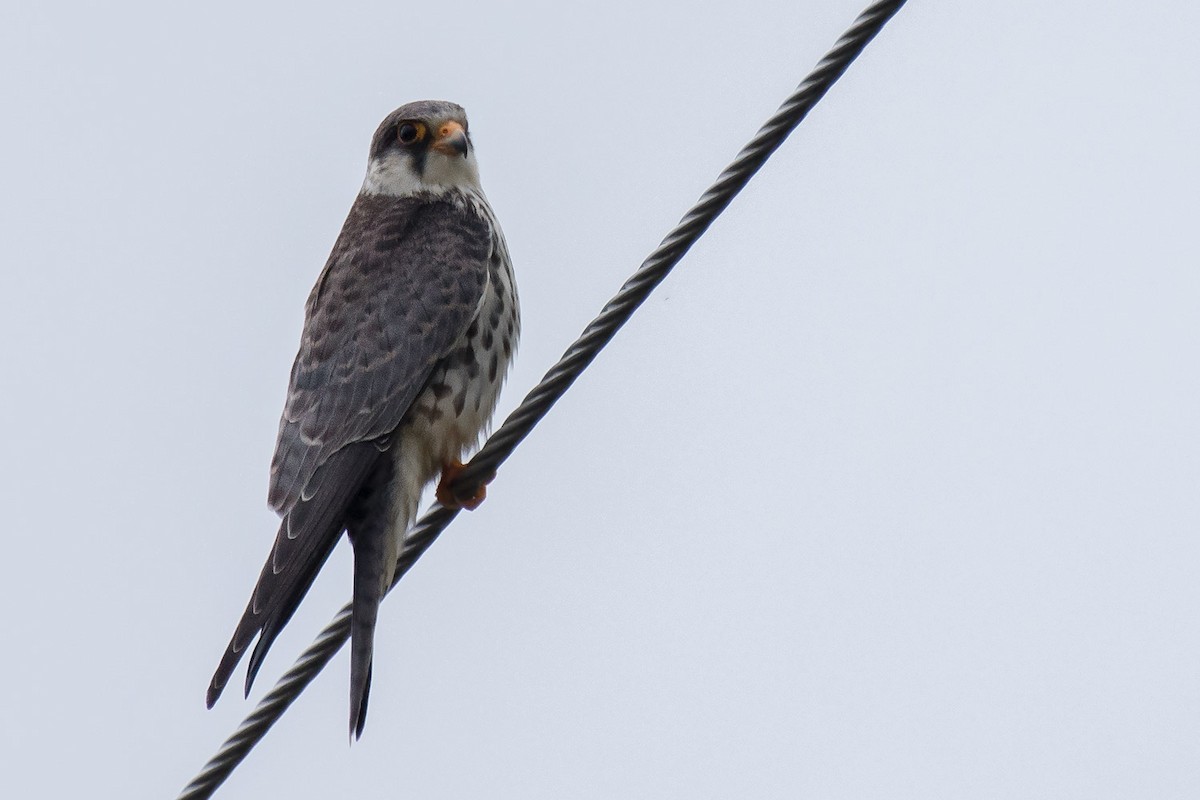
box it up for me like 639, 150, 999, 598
362, 100, 482, 196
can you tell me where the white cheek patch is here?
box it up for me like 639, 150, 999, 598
361, 152, 425, 196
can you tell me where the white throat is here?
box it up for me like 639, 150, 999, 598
361, 150, 483, 197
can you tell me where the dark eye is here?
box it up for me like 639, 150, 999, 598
397, 122, 420, 144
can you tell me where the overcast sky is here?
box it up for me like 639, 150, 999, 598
2, 1, 1198, 798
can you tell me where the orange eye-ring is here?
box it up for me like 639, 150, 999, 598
397, 121, 425, 145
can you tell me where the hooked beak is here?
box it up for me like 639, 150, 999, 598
431, 120, 469, 157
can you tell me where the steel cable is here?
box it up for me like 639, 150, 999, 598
177, 1, 907, 796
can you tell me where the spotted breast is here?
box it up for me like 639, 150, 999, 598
387, 188, 520, 545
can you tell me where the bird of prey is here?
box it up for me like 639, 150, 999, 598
206, 100, 519, 738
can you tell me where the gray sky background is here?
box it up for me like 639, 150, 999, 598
2, 1, 1198, 797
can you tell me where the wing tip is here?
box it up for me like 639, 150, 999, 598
205, 680, 223, 709
244, 634, 273, 699
207, 638, 248, 710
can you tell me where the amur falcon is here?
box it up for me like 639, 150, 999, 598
206, 100, 520, 738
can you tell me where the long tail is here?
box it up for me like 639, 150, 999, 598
345, 451, 396, 739
207, 443, 381, 708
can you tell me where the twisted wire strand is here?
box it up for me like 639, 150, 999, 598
177, 2, 906, 796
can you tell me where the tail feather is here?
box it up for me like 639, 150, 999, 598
353, 662, 373, 740
345, 452, 395, 739
349, 537, 384, 740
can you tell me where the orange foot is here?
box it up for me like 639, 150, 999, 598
435, 459, 494, 510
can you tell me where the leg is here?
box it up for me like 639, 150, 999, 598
436, 459, 493, 511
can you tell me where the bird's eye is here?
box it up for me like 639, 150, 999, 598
397, 122, 423, 145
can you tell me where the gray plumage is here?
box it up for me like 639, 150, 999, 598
207, 101, 519, 738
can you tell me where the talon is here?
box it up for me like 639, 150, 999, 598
436, 460, 493, 510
